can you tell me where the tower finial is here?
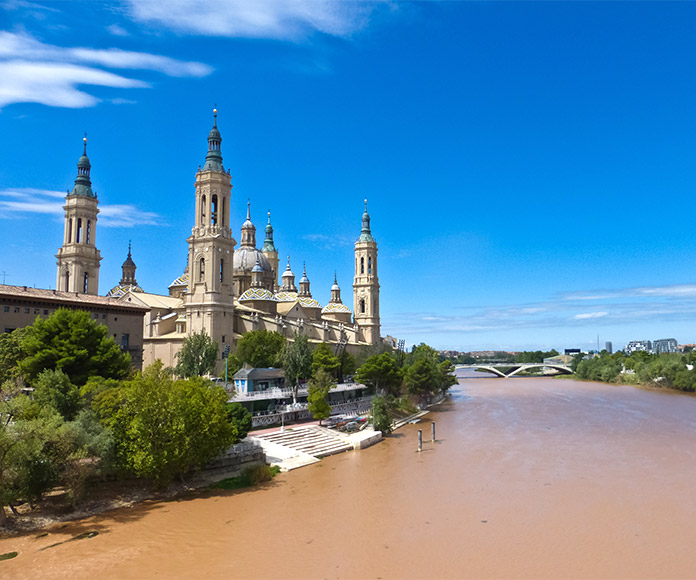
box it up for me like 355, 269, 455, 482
247, 199, 251, 221
128, 240, 132, 257
213, 105, 218, 127
364, 198, 368, 212
83, 133, 88, 155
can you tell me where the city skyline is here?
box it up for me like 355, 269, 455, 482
2, 1, 696, 352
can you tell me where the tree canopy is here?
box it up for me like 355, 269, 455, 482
355, 352, 403, 396
96, 361, 235, 486
307, 368, 334, 425
281, 333, 313, 402
311, 343, 341, 378
235, 330, 285, 368
19, 309, 131, 386
175, 330, 218, 378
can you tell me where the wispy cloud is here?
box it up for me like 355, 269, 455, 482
574, 311, 608, 320
301, 233, 354, 249
0, 31, 212, 108
123, 0, 382, 40
563, 284, 696, 301
0, 188, 162, 227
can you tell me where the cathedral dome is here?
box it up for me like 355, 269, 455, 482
274, 290, 298, 303
233, 247, 271, 273
239, 287, 276, 302
322, 302, 351, 314
299, 296, 322, 309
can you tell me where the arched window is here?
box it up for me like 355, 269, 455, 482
360, 299, 366, 314
211, 195, 218, 226
221, 197, 226, 227
199, 257, 205, 282
76, 218, 82, 243
360, 257, 364, 274
220, 258, 224, 283
64, 271, 70, 292
83, 272, 89, 294
86, 220, 91, 244
67, 218, 73, 243
368, 256, 372, 274
200, 195, 206, 226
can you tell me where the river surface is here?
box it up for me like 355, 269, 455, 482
3, 371, 696, 579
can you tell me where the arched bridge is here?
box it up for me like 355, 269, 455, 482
455, 363, 573, 378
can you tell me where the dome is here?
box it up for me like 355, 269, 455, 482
239, 287, 276, 302
299, 296, 322, 309
274, 290, 298, 303
322, 302, 352, 314
107, 283, 143, 298
169, 273, 189, 288
233, 247, 271, 273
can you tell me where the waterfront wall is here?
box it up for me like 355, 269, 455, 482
205, 440, 267, 476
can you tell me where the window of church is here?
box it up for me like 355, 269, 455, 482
86, 220, 91, 244
68, 218, 72, 243
360, 257, 364, 274
220, 258, 224, 283
65, 272, 70, 292
360, 299, 365, 314
368, 256, 372, 274
83, 272, 89, 293
221, 197, 226, 227
199, 257, 205, 282
76, 218, 82, 243
211, 195, 218, 226
201, 195, 206, 225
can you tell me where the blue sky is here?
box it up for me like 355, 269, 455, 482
2, 1, 696, 353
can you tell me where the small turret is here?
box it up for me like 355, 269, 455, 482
203, 108, 224, 172
70, 137, 95, 198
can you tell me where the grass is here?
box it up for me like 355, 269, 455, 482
210, 465, 281, 491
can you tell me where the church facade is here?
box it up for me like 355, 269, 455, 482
58, 110, 383, 371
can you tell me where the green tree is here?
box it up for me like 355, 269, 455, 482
33, 368, 81, 421
175, 330, 218, 378
0, 329, 26, 383
307, 369, 334, 425
281, 333, 312, 403
311, 343, 341, 378
224, 402, 253, 440
355, 352, 403, 396
99, 361, 235, 487
19, 309, 131, 386
235, 330, 285, 368
370, 395, 393, 434
405, 357, 439, 405
437, 360, 458, 395
338, 350, 356, 382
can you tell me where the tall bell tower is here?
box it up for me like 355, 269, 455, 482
185, 109, 236, 351
55, 137, 101, 294
353, 199, 380, 344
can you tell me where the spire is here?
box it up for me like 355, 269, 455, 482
359, 198, 374, 242
70, 136, 95, 198
299, 262, 311, 297
120, 241, 137, 285
262, 210, 277, 253
240, 199, 256, 247
203, 107, 224, 172
281, 256, 297, 292
330, 272, 342, 303
251, 255, 264, 287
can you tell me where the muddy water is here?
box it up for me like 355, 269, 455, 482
4, 371, 696, 579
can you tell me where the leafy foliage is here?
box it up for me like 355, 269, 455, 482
235, 330, 285, 368
354, 352, 403, 396
311, 343, 341, 378
0, 329, 25, 383
175, 330, 218, 378
281, 333, 312, 402
224, 402, 252, 441
97, 361, 235, 487
19, 309, 131, 386
515, 349, 559, 363
33, 369, 81, 421
307, 369, 334, 424
370, 395, 393, 434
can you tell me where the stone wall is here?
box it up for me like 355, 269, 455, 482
204, 439, 267, 476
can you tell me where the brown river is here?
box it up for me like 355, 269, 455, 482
3, 370, 696, 579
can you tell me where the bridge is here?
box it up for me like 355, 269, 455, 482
455, 362, 573, 378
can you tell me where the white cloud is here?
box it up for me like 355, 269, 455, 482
123, 0, 380, 39
0, 31, 212, 108
301, 232, 353, 249
574, 312, 608, 320
0, 188, 162, 227
107, 24, 130, 37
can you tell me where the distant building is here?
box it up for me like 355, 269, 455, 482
605, 341, 613, 354
0, 284, 147, 368
625, 340, 652, 355
653, 338, 678, 355
564, 348, 581, 355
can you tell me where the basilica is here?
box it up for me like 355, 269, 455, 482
53, 110, 382, 370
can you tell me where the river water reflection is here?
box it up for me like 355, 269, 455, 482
3, 370, 696, 579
